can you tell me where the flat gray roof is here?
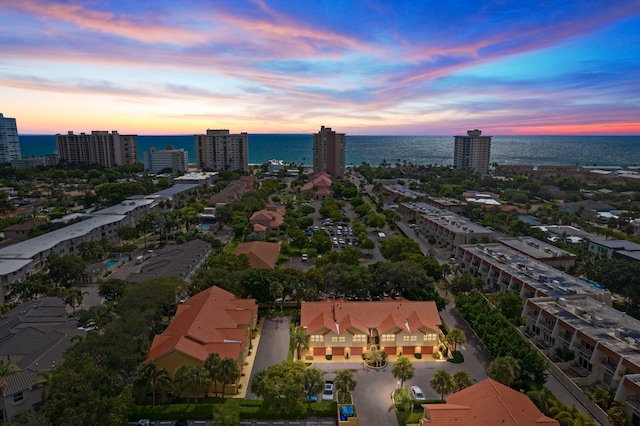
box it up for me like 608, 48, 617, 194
459, 243, 605, 299
497, 236, 575, 260
93, 198, 155, 215
0, 214, 126, 260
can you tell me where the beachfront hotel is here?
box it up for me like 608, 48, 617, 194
313, 125, 346, 179
143, 145, 189, 174
453, 129, 492, 176
194, 129, 248, 172
0, 113, 22, 163
56, 130, 138, 167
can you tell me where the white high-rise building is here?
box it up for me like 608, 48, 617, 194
453, 129, 492, 177
195, 129, 248, 172
313, 125, 345, 178
143, 146, 189, 174
0, 113, 22, 163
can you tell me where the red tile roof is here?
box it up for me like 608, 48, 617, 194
301, 299, 441, 335
423, 379, 559, 425
146, 286, 257, 363
233, 241, 281, 269
2, 218, 46, 231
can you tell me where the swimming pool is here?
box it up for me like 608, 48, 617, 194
106, 260, 119, 270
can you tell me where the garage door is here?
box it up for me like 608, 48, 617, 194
332, 347, 345, 356
421, 346, 434, 354
351, 347, 363, 356
313, 347, 326, 356
383, 346, 396, 356
402, 346, 415, 356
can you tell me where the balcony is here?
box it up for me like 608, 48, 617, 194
527, 310, 539, 320
539, 321, 555, 333
599, 358, 618, 373
558, 331, 573, 344
574, 344, 594, 358
626, 395, 640, 412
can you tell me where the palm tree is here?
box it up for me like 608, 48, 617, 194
488, 355, 521, 387
173, 365, 210, 406
391, 355, 414, 389
0, 358, 20, 390
217, 358, 239, 400
334, 369, 357, 403
290, 329, 309, 361
452, 370, 473, 392
133, 362, 173, 405
527, 387, 555, 414
446, 328, 466, 352
430, 369, 455, 400
203, 353, 221, 397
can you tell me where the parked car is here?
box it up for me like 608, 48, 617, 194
302, 253, 308, 261
410, 386, 426, 401
137, 420, 151, 426
322, 381, 334, 401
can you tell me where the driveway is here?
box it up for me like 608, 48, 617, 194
313, 357, 489, 426
245, 317, 292, 399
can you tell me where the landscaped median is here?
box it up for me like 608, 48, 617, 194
130, 399, 337, 423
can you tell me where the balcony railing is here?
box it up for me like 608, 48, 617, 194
574, 344, 594, 358
599, 358, 618, 372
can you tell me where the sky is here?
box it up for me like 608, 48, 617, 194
1, 0, 640, 136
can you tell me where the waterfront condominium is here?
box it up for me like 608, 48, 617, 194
313, 125, 345, 178
0, 113, 22, 163
56, 130, 138, 167
453, 129, 492, 177
195, 129, 248, 172
143, 146, 189, 174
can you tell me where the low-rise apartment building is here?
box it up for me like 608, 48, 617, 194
455, 243, 611, 306
496, 236, 577, 270
523, 295, 640, 423
301, 299, 441, 359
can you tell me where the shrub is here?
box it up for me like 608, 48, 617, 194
433, 352, 441, 359
448, 350, 464, 363
326, 354, 333, 360
414, 353, 422, 359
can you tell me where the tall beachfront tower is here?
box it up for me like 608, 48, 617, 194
195, 129, 248, 172
313, 125, 345, 178
56, 130, 138, 167
0, 113, 22, 163
453, 129, 492, 177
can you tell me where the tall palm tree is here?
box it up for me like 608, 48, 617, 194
173, 365, 211, 407
391, 355, 415, 389
0, 358, 20, 390
488, 355, 521, 387
334, 369, 357, 402
290, 329, 308, 361
430, 369, 455, 401
217, 358, 239, 400
133, 362, 173, 405
203, 353, 221, 397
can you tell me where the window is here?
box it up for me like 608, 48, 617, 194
310, 335, 323, 343
402, 335, 418, 342
353, 335, 366, 342
424, 334, 437, 342
381, 334, 395, 342
331, 336, 346, 343
13, 392, 24, 404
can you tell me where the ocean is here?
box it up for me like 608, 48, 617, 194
17, 134, 640, 168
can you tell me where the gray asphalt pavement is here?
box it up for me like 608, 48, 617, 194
245, 317, 292, 399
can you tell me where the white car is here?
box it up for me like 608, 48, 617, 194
322, 382, 334, 401
410, 385, 426, 401
301, 254, 308, 261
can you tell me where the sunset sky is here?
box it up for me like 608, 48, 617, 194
2, 0, 640, 135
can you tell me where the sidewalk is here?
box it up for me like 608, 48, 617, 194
234, 318, 265, 398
